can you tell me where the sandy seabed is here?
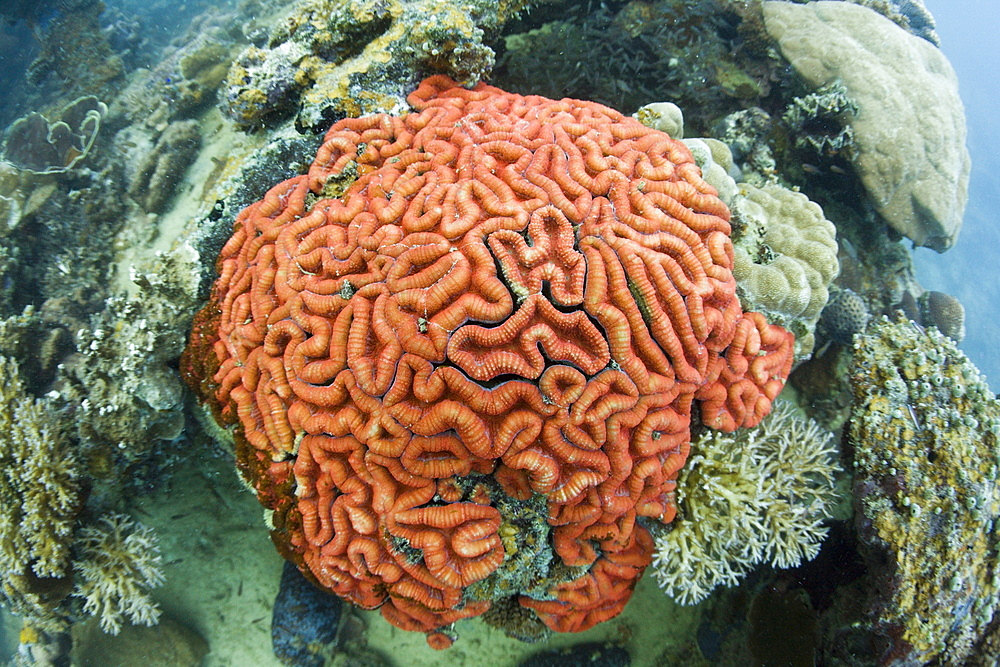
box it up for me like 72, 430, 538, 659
132, 437, 700, 667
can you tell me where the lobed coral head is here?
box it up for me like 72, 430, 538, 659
182, 75, 794, 647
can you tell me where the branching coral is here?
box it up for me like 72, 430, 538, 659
0, 355, 79, 629
72, 513, 165, 635
0, 356, 79, 579
651, 401, 839, 604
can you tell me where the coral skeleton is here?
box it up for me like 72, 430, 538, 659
652, 401, 839, 604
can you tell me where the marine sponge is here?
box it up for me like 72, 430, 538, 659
71, 513, 165, 635
731, 183, 840, 358
651, 401, 840, 605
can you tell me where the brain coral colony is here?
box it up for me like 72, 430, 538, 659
182, 75, 795, 647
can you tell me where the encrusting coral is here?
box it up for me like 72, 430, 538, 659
183, 75, 795, 648
850, 315, 1000, 665
71, 513, 165, 636
223, 0, 528, 130
651, 400, 840, 605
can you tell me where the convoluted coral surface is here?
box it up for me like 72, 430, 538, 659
183, 75, 794, 647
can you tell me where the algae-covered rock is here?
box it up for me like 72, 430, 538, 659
223, 0, 528, 129
731, 182, 840, 359
850, 316, 1000, 665
762, 1, 969, 252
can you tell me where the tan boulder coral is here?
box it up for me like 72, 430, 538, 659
731, 183, 840, 359
762, 1, 970, 252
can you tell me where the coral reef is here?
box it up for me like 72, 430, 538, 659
71, 514, 165, 636
2, 96, 108, 175
681, 138, 741, 206
711, 108, 777, 186
0, 355, 80, 627
840, 0, 939, 45
0, 163, 59, 240
497, 0, 780, 134
850, 315, 1000, 665
183, 75, 794, 647
222, 0, 529, 130
762, 1, 969, 251
651, 401, 840, 605
48, 294, 189, 482
730, 182, 840, 358
26, 0, 125, 98
635, 102, 685, 139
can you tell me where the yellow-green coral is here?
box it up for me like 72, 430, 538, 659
0, 356, 79, 580
731, 182, 840, 358
850, 315, 1000, 665
223, 0, 521, 129
0, 355, 79, 630
651, 401, 840, 604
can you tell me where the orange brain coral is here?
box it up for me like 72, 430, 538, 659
183, 75, 794, 647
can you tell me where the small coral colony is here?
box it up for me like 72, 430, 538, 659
0, 0, 994, 664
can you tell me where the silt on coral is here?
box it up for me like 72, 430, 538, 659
182, 75, 795, 647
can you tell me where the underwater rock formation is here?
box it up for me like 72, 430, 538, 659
762, 1, 969, 252
271, 561, 342, 667
850, 316, 1000, 665
125, 119, 202, 214
183, 75, 794, 647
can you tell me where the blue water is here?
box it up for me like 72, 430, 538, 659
915, 0, 1000, 389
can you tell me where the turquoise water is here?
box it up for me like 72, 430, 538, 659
916, 0, 1000, 389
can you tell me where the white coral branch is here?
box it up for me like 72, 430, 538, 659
72, 514, 165, 634
652, 401, 840, 604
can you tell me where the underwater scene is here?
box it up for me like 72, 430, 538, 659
0, 0, 997, 665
